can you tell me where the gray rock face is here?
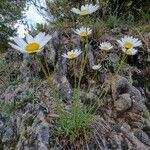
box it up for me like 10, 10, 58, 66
51, 33, 83, 102
92, 118, 150, 150
114, 93, 132, 112
112, 75, 144, 102
16, 110, 55, 150
134, 130, 150, 146
0, 86, 15, 103
111, 75, 131, 100
2, 127, 13, 143
34, 112, 50, 150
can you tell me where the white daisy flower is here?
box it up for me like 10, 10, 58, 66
99, 42, 113, 51
9, 32, 51, 53
117, 36, 142, 49
122, 47, 138, 55
92, 64, 101, 70
74, 27, 92, 37
62, 49, 82, 59
71, 4, 99, 16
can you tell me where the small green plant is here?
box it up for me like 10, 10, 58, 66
15, 91, 34, 109
92, 20, 105, 40
105, 15, 120, 29
141, 11, 150, 22
0, 91, 34, 114
0, 102, 15, 114
142, 25, 150, 33
38, 56, 91, 142
10, 138, 17, 150
23, 116, 34, 126
57, 101, 91, 141
142, 110, 150, 119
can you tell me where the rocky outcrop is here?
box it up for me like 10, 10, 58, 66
0, 32, 150, 149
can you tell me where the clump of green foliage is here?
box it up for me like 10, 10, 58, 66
16, 91, 34, 109
46, 0, 80, 30
23, 116, 34, 126
0, 91, 34, 114
0, 102, 15, 114
44, 0, 150, 29
108, 0, 149, 19
57, 101, 91, 141
92, 20, 106, 40
105, 15, 120, 29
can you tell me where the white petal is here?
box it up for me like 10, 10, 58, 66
13, 37, 27, 47
71, 8, 80, 14
135, 41, 142, 46
81, 5, 86, 10
40, 35, 51, 48
117, 40, 123, 46
62, 53, 68, 58
34, 32, 45, 42
36, 48, 44, 53
74, 30, 79, 34
26, 34, 34, 43
9, 43, 26, 53
77, 51, 82, 56
74, 49, 78, 53
131, 48, 138, 55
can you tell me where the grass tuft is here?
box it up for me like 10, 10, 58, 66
57, 101, 91, 142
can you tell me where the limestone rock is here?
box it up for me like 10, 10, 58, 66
111, 75, 131, 100
134, 130, 150, 146
114, 93, 132, 112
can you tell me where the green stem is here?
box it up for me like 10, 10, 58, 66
36, 56, 62, 113
44, 55, 51, 77
99, 50, 108, 65
73, 60, 77, 89
82, 70, 98, 105
77, 15, 89, 95
77, 51, 88, 99
87, 71, 98, 92
115, 53, 127, 75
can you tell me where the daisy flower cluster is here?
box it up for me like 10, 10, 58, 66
71, 4, 99, 38
117, 36, 142, 55
9, 3, 142, 69
62, 3, 99, 60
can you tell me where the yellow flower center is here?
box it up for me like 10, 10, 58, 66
123, 41, 134, 49
68, 53, 76, 59
102, 46, 109, 51
25, 42, 40, 53
80, 9, 90, 15
79, 31, 88, 37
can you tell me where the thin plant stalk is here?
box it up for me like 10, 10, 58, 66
99, 50, 108, 65
87, 70, 98, 92
81, 70, 99, 105
73, 60, 77, 89
44, 55, 51, 77
77, 15, 89, 95
115, 52, 128, 75
88, 53, 128, 114
36, 56, 62, 114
